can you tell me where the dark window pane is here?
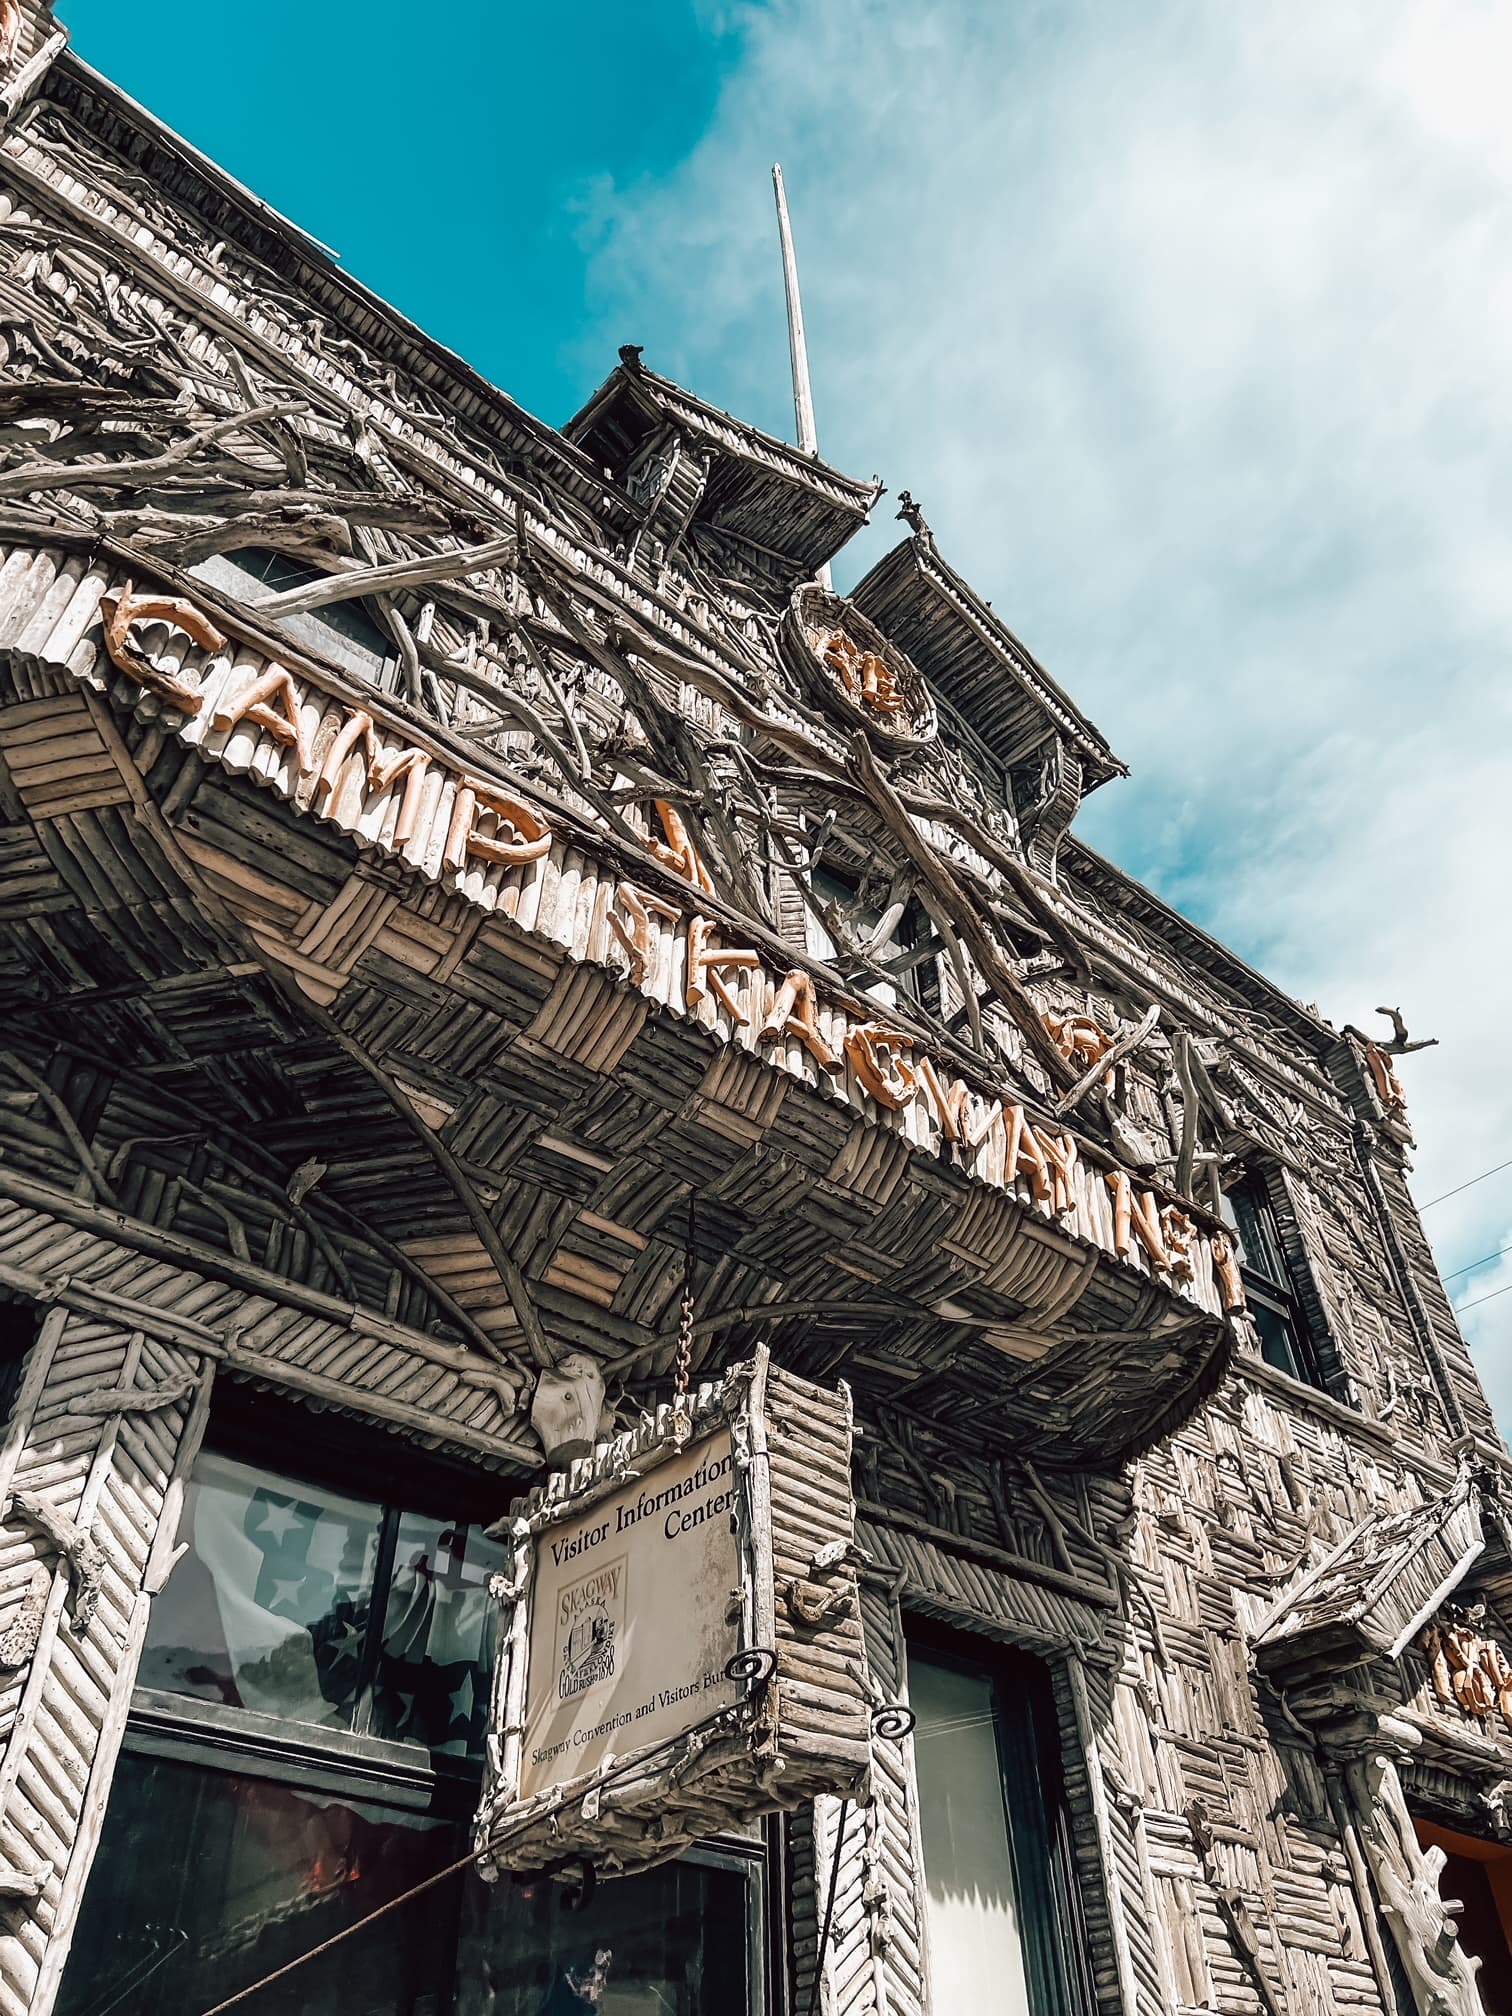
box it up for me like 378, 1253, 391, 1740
140, 1451, 382, 1731
457, 1853, 755, 2015
810, 863, 858, 911
1222, 1181, 1288, 1290
370, 1514, 508, 1760
1220, 1178, 1328, 1391
190, 549, 396, 688
0, 1297, 38, 1426
58, 1749, 463, 2016
1251, 1299, 1307, 1382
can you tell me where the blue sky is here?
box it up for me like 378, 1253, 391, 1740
58, 0, 744, 426
59, 0, 1512, 1422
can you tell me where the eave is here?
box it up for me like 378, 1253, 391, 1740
1253, 1468, 1486, 1690
1063, 840, 1343, 1064
567, 364, 881, 582
851, 535, 1124, 788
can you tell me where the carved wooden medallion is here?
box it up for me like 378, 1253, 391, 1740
782, 583, 937, 748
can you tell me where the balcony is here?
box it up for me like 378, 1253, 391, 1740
0, 532, 1238, 1472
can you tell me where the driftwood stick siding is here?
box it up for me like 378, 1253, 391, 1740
0, 1189, 531, 1467
0, 545, 1243, 1467
0, 1307, 200, 2013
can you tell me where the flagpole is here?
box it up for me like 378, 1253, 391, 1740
772, 163, 831, 589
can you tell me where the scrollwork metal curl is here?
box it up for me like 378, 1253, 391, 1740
870, 1702, 918, 1741
725, 1646, 778, 1688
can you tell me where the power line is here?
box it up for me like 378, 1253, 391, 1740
1455, 1280, 1512, 1318
1420, 1157, 1512, 1211
1443, 1240, 1512, 1285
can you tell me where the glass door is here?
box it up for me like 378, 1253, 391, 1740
907, 1636, 1092, 2016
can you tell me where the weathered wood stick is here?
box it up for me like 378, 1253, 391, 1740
72, 690, 540, 1375
278, 1026, 556, 1373
530, 576, 770, 920
1055, 1004, 1161, 1119
374, 590, 423, 702
1174, 1029, 1200, 1198
0, 400, 308, 499
899, 789, 1092, 979
509, 630, 592, 780
254, 532, 517, 616
856, 1498, 1118, 1609
845, 734, 1075, 1088
0, 1172, 521, 1395
0, 1049, 117, 1205
5, 1491, 105, 1634
63, 1372, 199, 1418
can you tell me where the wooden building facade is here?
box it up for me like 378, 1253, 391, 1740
0, 5, 1507, 2011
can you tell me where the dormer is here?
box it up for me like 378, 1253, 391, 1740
852, 525, 1124, 873
566, 356, 880, 597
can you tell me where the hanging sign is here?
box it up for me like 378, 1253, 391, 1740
476, 1349, 874, 1880
518, 1427, 740, 1799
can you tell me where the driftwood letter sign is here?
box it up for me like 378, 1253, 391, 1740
475, 1348, 872, 1880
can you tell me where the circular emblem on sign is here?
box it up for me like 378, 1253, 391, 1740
559, 1603, 616, 1701
781, 584, 937, 750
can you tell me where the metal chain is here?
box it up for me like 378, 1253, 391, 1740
675, 1197, 696, 1402
674, 1268, 694, 1400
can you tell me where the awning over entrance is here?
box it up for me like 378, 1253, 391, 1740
1253, 1466, 1485, 1690
0, 533, 1237, 1467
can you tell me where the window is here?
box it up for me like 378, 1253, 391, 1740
1219, 1173, 1326, 1389
59, 1747, 762, 2016
810, 861, 941, 1017
191, 548, 399, 691
139, 1445, 505, 1760
908, 1634, 1092, 2016
456, 1843, 762, 2015
58, 1747, 466, 2016
63, 1390, 768, 2016
0, 1294, 39, 1428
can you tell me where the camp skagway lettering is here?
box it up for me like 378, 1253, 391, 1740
89, 581, 1237, 1317
97, 587, 543, 875
99, 581, 223, 712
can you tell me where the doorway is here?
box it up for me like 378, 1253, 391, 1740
1412, 1818, 1512, 2016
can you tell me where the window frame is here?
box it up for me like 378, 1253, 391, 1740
0, 1293, 40, 1427
808, 858, 943, 1017
59, 1739, 473, 2016
126, 1684, 471, 1815
905, 1621, 1096, 2016
141, 1392, 508, 1771
1220, 1170, 1330, 1392
189, 546, 403, 693
99, 1713, 773, 2016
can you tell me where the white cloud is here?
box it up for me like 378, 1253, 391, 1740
1455, 1221, 1512, 1415
575, 0, 1512, 1425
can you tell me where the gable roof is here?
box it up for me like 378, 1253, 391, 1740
851, 532, 1124, 788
